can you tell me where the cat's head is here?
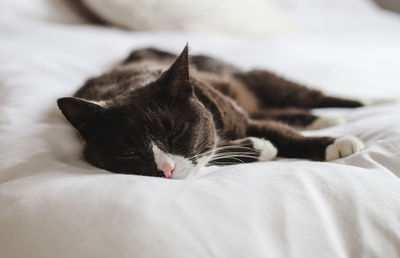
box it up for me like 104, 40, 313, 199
58, 45, 217, 179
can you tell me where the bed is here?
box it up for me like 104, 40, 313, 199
1, 0, 400, 257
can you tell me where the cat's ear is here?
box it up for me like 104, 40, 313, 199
157, 44, 193, 98
57, 97, 108, 139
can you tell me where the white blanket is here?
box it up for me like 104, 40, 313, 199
1, 1, 400, 257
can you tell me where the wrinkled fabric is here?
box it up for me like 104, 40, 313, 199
1, 1, 400, 257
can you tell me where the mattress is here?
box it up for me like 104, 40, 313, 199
1, 0, 400, 257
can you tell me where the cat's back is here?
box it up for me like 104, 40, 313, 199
75, 58, 169, 101
74, 48, 254, 112
72, 47, 257, 137
74, 47, 230, 101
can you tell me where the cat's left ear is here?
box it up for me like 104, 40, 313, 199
57, 97, 111, 141
157, 44, 194, 99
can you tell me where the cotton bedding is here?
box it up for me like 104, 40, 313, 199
1, 0, 400, 257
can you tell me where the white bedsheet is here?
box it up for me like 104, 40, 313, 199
1, 1, 400, 257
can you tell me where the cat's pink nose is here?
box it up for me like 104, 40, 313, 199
161, 163, 175, 179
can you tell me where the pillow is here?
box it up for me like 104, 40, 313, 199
80, 0, 293, 37
1, 0, 100, 24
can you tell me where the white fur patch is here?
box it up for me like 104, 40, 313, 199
325, 135, 364, 161
248, 137, 277, 161
152, 143, 175, 171
151, 143, 212, 179
303, 116, 346, 130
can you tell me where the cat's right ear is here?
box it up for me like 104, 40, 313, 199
156, 44, 193, 99
57, 97, 106, 139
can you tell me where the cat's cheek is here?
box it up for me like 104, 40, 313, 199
170, 159, 195, 179
172, 169, 191, 179
83, 145, 105, 169
173, 154, 212, 179
165, 156, 198, 179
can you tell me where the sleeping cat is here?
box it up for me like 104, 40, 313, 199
58, 44, 364, 179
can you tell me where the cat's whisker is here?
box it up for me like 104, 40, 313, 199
210, 151, 258, 156
210, 156, 247, 164
207, 161, 241, 166
214, 146, 257, 151
209, 155, 260, 161
210, 156, 258, 161
211, 152, 259, 158
211, 156, 258, 161
189, 146, 257, 160
190, 150, 214, 158
206, 145, 257, 153
192, 152, 258, 163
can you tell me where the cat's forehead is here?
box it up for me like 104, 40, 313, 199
106, 103, 173, 135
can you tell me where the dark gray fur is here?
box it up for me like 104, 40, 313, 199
58, 45, 362, 176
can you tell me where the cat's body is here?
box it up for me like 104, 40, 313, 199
58, 45, 364, 179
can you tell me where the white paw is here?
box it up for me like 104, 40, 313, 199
325, 135, 364, 161
303, 116, 346, 130
248, 137, 278, 161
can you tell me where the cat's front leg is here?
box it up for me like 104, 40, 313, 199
246, 120, 364, 161
208, 137, 277, 165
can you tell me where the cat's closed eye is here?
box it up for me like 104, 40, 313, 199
115, 150, 143, 160
170, 121, 190, 142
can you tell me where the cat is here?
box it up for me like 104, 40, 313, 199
58, 44, 364, 179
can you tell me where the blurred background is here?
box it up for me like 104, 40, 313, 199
1, 0, 400, 100
1, 0, 400, 36
375, 0, 400, 13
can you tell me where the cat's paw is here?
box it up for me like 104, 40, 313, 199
325, 135, 364, 161
303, 116, 346, 130
248, 137, 278, 161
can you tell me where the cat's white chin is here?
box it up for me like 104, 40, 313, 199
173, 167, 199, 180
171, 165, 197, 180
171, 154, 212, 179
163, 155, 193, 179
